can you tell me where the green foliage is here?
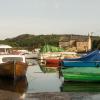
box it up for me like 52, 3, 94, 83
92, 38, 100, 50
0, 34, 60, 48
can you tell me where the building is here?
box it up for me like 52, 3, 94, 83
59, 33, 92, 52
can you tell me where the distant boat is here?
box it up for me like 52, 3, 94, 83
61, 67, 100, 82
62, 50, 100, 67
17, 50, 38, 59
39, 44, 64, 59
0, 55, 28, 79
39, 44, 79, 67
0, 44, 12, 54
23, 52, 38, 59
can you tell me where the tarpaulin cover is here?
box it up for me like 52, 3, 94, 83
40, 44, 64, 52
64, 50, 100, 61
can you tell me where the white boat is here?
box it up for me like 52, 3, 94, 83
0, 44, 28, 78
39, 52, 78, 60
0, 44, 12, 54
23, 51, 38, 59
17, 50, 38, 59
0, 55, 28, 78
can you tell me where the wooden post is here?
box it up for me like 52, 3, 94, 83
13, 61, 16, 90
13, 61, 16, 86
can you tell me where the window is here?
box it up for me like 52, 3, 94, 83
2, 57, 23, 62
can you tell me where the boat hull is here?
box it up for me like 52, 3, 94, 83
61, 67, 100, 82
62, 61, 100, 67
0, 61, 28, 79
46, 59, 61, 67
62, 50, 100, 67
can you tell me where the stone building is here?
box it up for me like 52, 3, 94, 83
59, 33, 92, 52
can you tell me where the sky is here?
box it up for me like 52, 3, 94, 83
0, 0, 100, 39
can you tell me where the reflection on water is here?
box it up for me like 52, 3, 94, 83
0, 76, 28, 93
61, 81, 100, 92
46, 63, 60, 67
0, 76, 28, 100
26, 59, 100, 93
26, 60, 62, 93
1, 59, 100, 99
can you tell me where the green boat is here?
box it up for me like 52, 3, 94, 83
61, 67, 100, 82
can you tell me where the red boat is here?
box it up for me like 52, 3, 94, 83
46, 59, 62, 67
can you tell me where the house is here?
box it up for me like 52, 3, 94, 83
59, 33, 92, 52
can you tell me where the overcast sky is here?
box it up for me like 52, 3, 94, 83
0, 0, 100, 39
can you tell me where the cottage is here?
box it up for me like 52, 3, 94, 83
59, 33, 92, 52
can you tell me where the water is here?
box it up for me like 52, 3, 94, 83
0, 59, 100, 99
26, 59, 62, 93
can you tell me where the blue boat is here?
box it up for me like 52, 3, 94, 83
62, 50, 100, 67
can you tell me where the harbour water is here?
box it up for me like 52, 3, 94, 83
0, 59, 100, 100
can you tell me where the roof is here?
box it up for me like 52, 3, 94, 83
59, 35, 88, 42
0, 44, 12, 49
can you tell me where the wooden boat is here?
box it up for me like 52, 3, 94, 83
61, 67, 100, 82
0, 55, 28, 79
62, 50, 100, 67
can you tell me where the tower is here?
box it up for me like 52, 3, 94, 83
88, 32, 92, 51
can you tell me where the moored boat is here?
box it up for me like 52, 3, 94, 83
46, 59, 62, 67
61, 67, 100, 82
0, 55, 28, 79
62, 61, 100, 67
62, 50, 100, 67
39, 44, 64, 59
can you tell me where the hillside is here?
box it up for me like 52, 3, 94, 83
0, 34, 100, 50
